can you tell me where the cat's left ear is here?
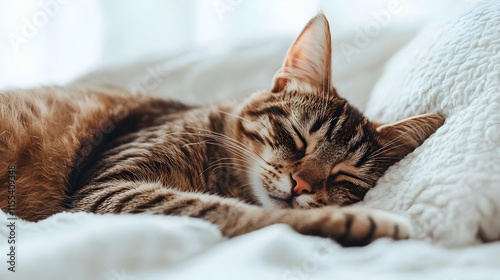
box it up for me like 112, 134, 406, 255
271, 13, 334, 95
375, 113, 445, 157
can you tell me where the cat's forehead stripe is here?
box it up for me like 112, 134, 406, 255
246, 106, 289, 118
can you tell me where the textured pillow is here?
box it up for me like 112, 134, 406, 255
361, 1, 500, 247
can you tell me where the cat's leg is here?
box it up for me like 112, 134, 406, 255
71, 180, 410, 246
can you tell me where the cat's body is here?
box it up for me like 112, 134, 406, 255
0, 15, 444, 246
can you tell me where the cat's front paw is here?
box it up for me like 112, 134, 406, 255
318, 207, 411, 247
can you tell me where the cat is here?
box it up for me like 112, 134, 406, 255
0, 14, 444, 246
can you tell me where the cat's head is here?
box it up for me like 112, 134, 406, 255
234, 14, 444, 209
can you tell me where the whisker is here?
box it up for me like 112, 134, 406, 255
183, 126, 269, 165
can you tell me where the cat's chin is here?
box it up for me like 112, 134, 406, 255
269, 196, 293, 209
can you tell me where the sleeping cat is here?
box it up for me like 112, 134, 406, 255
0, 14, 443, 246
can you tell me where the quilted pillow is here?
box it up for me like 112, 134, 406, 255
360, 1, 500, 247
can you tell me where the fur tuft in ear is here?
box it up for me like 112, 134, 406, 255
376, 113, 445, 158
271, 13, 333, 94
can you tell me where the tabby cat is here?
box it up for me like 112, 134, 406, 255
0, 14, 444, 246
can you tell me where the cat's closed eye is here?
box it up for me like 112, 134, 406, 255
327, 171, 368, 187
290, 126, 307, 156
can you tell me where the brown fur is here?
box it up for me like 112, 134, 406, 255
0, 14, 444, 246
0, 87, 152, 220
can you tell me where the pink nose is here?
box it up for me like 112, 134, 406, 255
292, 175, 312, 196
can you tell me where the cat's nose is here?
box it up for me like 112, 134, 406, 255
292, 174, 313, 196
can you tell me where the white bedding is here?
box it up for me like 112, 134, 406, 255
362, 0, 500, 247
2, 2, 500, 280
1, 211, 500, 280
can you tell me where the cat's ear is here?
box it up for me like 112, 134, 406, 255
271, 13, 333, 94
376, 113, 445, 157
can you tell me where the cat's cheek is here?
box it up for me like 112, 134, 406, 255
247, 161, 276, 208
270, 176, 294, 198
259, 145, 275, 163
242, 138, 268, 162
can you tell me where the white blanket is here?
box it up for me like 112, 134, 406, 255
363, 0, 500, 247
1, 210, 500, 280
2, 2, 500, 280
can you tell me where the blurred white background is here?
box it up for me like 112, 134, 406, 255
0, 0, 477, 94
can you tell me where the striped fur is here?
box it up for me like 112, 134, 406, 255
0, 14, 444, 246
